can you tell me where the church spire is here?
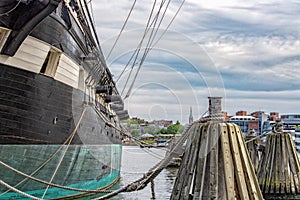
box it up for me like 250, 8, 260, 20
189, 106, 193, 124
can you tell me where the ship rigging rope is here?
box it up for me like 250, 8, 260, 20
92, 105, 167, 160
115, 0, 170, 84
41, 105, 88, 198
120, 0, 158, 96
0, 0, 21, 16
106, 0, 137, 60
124, 0, 168, 98
117, 0, 168, 86
123, 0, 186, 98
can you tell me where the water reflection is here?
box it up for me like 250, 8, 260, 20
113, 146, 178, 200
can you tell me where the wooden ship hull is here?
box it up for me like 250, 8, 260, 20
0, 0, 126, 199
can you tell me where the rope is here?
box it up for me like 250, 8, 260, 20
120, 0, 157, 95
198, 113, 225, 122
106, 0, 137, 60
151, 0, 185, 47
0, 160, 113, 194
122, 0, 186, 98
0, 180, 41, 200
0, 1, 21, 16
92, 121, 194, 200
115, 0, 168, 83
245, 131, 270, 144
124, 0, 167, 98
0, 106, 94, 196
41, 106, 87, 198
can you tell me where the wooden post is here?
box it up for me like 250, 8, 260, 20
257, 121, 300, 199
245, 130, 261, 172
170, 97, 263, 200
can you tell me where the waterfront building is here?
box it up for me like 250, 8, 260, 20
236, 110, 247, 116
251, 111, 269, 134
153, 120, 173, 127
228, 116, 259, 135
281, 114, 300, 129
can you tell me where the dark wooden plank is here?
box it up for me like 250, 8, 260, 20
235, 124, 263, 200
227, 123, 249, 199
220, 123, 235, 199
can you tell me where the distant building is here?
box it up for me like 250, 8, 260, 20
236, 111, 247, 116
281, 114, 300, 129
223, 112, 231, 121
251, 111, 264, 118
251, 111, 268, 133
228, 116, 259, 135
189, 107, 193, 124
153, 120, 173, 127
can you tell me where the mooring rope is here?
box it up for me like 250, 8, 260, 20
245, 131, 270, 144
92, 112, 226, 199
0, 105, 120, 197
41, 106, 87, 198
92, 121, 195, 200
92, 105, 169, 161
0, 105, 91, 197
0, 160, 114, 194
0, 180, 41, 200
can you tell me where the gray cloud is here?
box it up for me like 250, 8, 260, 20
92, 0, 300, 123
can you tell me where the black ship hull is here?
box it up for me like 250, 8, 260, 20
0, 1, 124, 199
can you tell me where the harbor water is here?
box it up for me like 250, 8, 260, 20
113, 146, 178, 200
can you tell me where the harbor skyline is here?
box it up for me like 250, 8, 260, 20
92, 0, 300, 123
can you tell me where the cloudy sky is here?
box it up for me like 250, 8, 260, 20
91, 0, 300, 124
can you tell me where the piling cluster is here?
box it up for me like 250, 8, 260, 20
171, 97, 300, 200
171, 97, 263, 200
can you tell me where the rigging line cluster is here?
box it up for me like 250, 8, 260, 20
116, 0, 171, 84
114, 0, 185, 99
0, 1, 21, 16
106, 0, 137, 60
120, 0, 159, 96
123, 0, 169, 98
118, 0, 169, 93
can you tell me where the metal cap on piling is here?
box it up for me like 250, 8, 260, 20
200, 97, 224, 122
208, 96, 222, 115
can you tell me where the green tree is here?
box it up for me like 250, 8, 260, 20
130, 129, 139, 137
144, 126, 157, 135
167, 121, 184, 134
157, 128, 168, 134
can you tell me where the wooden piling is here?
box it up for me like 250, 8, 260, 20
245, 132, 261, 172
257, 129, 300, 199
170, 97, 263, 200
